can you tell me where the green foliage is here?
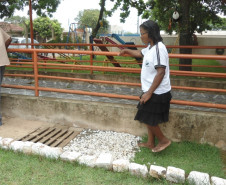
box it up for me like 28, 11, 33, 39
75, 9, 109, 35
106, 0, 147, 23
4, 16, 30, 36
104, 0, 225, 48
0, 0, 61, 19
33, 17, 63, 41
211, 17, 226, 30
47, 35, 68, 43
142, 0, 225, 35
4, 15, 27, 25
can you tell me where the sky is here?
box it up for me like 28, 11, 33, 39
11, 0, 145, 34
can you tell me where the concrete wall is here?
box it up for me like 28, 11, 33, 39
2, 94, 226, 149
6, 70, 226, 90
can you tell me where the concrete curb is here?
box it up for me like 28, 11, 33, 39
0, 137, 225, 185
2, 94, 226, 150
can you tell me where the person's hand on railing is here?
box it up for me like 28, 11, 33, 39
118, 49, 129, 56
118, 49, 143, 59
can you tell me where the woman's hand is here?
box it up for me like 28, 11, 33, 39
140, 92, 152, 104
118, 49, 128, 56
140, 67, 165, 104
119, 49, 143, 58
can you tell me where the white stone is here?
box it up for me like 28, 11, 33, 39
95, 153, 113, 170
0, 138, 14, 149
166, 166, 185, 183
129, 163, 148, 178
211, 176, 226, 185
10, 141, 25, 152
113, 159, 130, 172
187, 171, 210, 185
149, 165, 166, 178
60, 151, 81, 162
40, 146, 63, 159
31, 142, 47, 155
63, 129, 140, 161
22, 141, 34, 154
78, 155, 97, 168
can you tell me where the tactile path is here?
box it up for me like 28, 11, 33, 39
18, 126, 83, 148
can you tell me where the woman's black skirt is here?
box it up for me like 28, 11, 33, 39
134, 91, 172, 126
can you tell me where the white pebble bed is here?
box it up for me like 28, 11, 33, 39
63, 129, 141, 161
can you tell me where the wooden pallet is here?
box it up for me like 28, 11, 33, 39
18, 126, 82, 148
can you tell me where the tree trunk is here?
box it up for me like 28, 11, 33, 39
91, 0, 106, 38
179, 0, 192, 71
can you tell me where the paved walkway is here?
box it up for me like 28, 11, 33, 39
2, 77, 226, 113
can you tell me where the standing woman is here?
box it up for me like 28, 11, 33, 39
0, 27, 12, 126
119, 20, 172, 152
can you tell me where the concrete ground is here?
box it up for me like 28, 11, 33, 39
0, 116, 56, 140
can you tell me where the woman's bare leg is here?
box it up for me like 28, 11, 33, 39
150, 125, 171, 152
138, 125, 155, 149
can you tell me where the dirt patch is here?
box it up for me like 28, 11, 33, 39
0, 116, 56, 140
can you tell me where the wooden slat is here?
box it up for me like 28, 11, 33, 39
18, 126, 82, 148
45, 129, 68, 146
17, 127, 41, 141
57, 131, 79, 148
38, 128, 62, 144
20, 127, 49, 141
51, 131, 74, 147
31, 127, 56, 143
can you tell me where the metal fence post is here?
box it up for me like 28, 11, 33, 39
33, 51, 39, 96
90, 43, 93, 75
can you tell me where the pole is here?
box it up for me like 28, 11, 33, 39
29, 0, 34, 49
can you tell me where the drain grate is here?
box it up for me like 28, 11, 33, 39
18, 126, 82, 148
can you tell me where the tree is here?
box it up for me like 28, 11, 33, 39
4, 16, 27, 25
75, 9, 109, 38
90, 0, 147, 38
103, 0, 226, 71
4, 16, 30, 45
0, 0, 61, 18
33, 17, 63, 42
142, 0, 226, 71
211, 17, 226, 30
92, 0, 107, 38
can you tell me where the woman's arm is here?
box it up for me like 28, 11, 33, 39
140, 67, 165, 104
118, 49, 143, 58
5, 37, 12, 49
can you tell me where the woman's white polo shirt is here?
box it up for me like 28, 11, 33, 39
141, 42, 171, 94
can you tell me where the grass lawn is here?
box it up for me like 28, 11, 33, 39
133, 136, 225, 178
0, 149, 171, 185
0, 138, 225, 184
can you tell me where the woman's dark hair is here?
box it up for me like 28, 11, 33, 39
140, 20, 162, 44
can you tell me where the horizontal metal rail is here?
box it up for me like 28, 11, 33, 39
2, 84, 226, 109
4, 73, 226, 93
8, 62, 226, 78
10, 43, 226, 49
4, 47, 226, 110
